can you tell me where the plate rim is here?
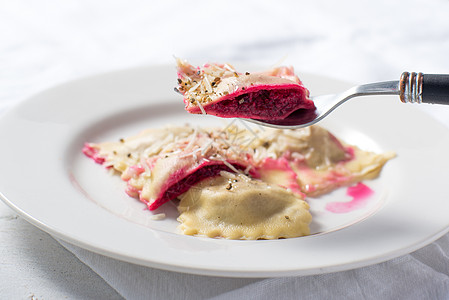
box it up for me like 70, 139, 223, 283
1, 64, 449, 277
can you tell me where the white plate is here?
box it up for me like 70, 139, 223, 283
1, 65, 449, 278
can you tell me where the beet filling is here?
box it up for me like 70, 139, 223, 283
147, 162, 248, 210
204, 88, 315, 120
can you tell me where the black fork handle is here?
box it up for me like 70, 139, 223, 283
400, 72, 449, 104
422, 74, 449, 104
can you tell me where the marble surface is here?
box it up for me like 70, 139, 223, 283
1, 0, 449, 298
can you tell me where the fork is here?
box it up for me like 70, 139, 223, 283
245, 72, 449, 129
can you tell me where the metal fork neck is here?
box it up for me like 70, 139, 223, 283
352, 80, 400, 96
399, 72, 423, 103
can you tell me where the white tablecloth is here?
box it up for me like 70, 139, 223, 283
1, 1, 449, 299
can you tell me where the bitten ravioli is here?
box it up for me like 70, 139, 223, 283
178, 173, 311, 240
175, 59, 315, 121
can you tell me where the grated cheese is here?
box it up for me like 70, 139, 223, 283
151, 213, 166, 220
188, 81, 201, 93
203, 74, 213, 93
195, 98, 207, 115
223, 63, 236, 72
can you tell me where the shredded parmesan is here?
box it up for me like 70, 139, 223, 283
188, 81, 201, 93
151, 213, 166, 220
195, 99, 207, 115
219, 170, 237, 179
203, 74, 213, 93
184, 127, 198, 151
201, 139, 213, 156
244, 165, 252, 174
218, 156, 240, 174
223, 63, 236, 72
180, 148, 202, 160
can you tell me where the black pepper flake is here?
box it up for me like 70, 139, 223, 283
127, 153, 132, 158
226, 183, 232, 190
241, 87, 246, 90
119, 138, 125, 143
245, 72, 250, 75
174, 87, 182, 94
177, 78, 182, 84
285, 216, 290, 220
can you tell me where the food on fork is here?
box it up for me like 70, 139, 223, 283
175, 59, 316, 120
83, 124, 394, 240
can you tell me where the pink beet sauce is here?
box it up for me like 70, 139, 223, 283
325, 182, 374, 213
82, 143, 105, 164
261, 157, 305, 197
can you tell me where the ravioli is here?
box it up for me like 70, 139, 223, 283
248, 126, 395, 196
178, 172, 311, 239
83, 126, 256, 210
84, 124, 394, 239
175, 59, 315, 121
